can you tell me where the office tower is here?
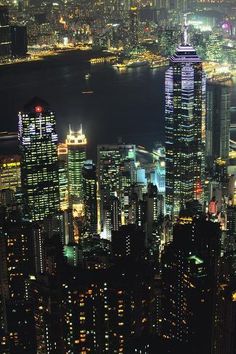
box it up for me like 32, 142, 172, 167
150, 146, 166, 195
136, 167, 147, 192
129, 5, 138, 47
165, 19, 206, 217
0, 155, 21, 192
120, 158, 137, 223
97, 144, 136, 239
82, 160, 97, 235
206, 83, 231, 167
143, 184, 164, 247
161, 214, 221, 352
10, 25, 27, 58
18, 97, 60, 221
58, 143, 69, 211
224, 206, 236, 253
58, 209, 74, 245
66, 126, 87, 213
0, 6, 11, 60
110, 196, 121, 231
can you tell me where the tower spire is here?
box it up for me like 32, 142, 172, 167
183, 13, 189, 46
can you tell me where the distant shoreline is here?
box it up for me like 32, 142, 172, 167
0, 48, 113, 70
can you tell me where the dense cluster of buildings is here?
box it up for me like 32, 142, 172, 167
1, 0, 236, 65
1, 5, 236, 354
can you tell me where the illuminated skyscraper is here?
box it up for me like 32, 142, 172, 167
58, 143, 69, 211
0, 155, 21, 192
165, 18, 206, 216
66, 126, 87, 212
97, 144, 136, 238
82, 160, 97, 235
18, 97, 60, 221
129, 5, 138, 47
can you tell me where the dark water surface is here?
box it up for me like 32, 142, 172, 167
1, 51, 236, 157
0, 51, 165, 157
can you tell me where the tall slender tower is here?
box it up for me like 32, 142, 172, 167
206, 82, 231, 167
66, 126, 87, 213
165, 16, 206, 217
82, 160, 97, 235
18, 97, 60, 221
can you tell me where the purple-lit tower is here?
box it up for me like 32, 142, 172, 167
165, 18, 206, 217
18, 97, 60, 221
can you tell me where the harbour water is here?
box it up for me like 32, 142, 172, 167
1, 50, 236, 157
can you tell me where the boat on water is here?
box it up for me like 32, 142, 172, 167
0, 131, 18, 141
113, 63, 127, 70
150, 61, 167, 69
82, 90, 94, 94
127, 60, 148, 68
82, 73, 94, 93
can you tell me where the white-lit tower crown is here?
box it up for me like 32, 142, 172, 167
66, 125, 87, 209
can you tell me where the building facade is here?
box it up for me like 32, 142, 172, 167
18, 97, 60, 221
206, 82, 231, 166
165, 23, 206, 216
66, 126, 87, 213
0, 6, 11, 60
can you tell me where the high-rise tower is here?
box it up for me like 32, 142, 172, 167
18, 97, 60, 221
66, 126, 87, 213
206, 82, 231, 167
82, 160, 97, 235
0, 6, 11, 60
165, 16, 206, 216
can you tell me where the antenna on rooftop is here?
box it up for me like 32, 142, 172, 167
183, 13, 189, 46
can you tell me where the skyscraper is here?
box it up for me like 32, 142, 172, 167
18, 97, 60, 221
161, 213, 221, 352
0, 6, 11, 60
0, 155, 21, 192
97, 144, 136, 238
206, 82, 231, 167
58, 143, 69, 211
82, 160, 97, 235
10, 25, 27, 58
165, 18, 206, 216
129, 4, 139, 47
66, 126, 87, 213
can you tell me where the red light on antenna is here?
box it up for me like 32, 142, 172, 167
35, 105, 43, 113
